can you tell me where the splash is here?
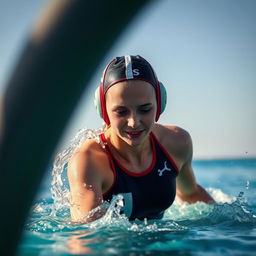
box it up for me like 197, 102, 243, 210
26, 187, 256, 238
50, 128, 103, 214
207, 191, 256, 225
163, 188, 256, 227
48, 128, 256, 232
207, 187, 236, 203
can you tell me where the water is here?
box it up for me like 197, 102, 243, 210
17, 129, 256, 256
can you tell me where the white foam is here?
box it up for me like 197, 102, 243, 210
207, 187, 236, 203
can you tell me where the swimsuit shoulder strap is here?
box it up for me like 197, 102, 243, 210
99, 133, 116, 163
150, 132, 179, 174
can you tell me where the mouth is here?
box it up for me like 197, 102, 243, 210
125, 130, 145, 139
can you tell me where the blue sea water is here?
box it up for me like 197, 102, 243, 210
17, 130, 256, 256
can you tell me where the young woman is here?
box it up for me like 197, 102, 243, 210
68, 55, 214, 222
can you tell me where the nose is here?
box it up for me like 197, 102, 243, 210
127, 112, 140, 128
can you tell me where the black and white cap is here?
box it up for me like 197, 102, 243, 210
101, 55, 159, 93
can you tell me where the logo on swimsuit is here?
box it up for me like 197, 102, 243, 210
158, 161, 172, 176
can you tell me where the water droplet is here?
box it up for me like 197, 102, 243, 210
246, 180, 250, 190
238, 191, 244, 198
129, 223, 139, 231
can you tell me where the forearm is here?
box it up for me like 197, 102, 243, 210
177, 184, 215, 204
69, 188, 105, 223
70, 203, 106, 223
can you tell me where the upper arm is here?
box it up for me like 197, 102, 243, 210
173, 128, 215, 203
158, 125, 198, 197
174, 129, 198, 198
67, 149, 104, 222
176, 159, 198, 199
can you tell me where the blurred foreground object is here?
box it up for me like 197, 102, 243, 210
0, 0, 149, 255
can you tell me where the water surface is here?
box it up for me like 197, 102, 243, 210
17, 129, 256, 255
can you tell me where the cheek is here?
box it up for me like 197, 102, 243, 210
142, 112, 156, 127
108, 115, 124, 130
148, 108, 157, 122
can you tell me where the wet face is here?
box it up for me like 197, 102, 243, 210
105, 80, 157, 146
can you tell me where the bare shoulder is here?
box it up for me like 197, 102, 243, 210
154, 124, 192, 146
153, 124, 193, 166
67, 138, 108, 183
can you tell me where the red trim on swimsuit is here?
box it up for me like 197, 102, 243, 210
100, 133, 156, 177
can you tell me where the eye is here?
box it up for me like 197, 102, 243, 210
114, 108, 128, 116
139, 107, 152, 114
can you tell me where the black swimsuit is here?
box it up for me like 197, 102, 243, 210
101, 132, 179, 220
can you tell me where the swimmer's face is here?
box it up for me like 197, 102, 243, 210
105, 80, 157, 146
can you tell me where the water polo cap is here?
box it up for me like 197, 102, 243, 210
94, 55, 167, 125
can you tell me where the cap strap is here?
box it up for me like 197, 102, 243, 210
125, 55, 134, 79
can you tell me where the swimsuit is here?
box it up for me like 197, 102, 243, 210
101, 132, 179, 220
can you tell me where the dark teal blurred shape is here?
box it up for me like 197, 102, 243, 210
0, 0, 149, 255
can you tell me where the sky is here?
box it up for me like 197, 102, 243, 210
0, 0, 255, 159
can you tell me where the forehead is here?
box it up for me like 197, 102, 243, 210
106, 80, 155, 100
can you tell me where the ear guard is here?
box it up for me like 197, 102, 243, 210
94, 86, 103, 118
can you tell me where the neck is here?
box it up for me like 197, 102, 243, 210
105, 128, 151, 165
